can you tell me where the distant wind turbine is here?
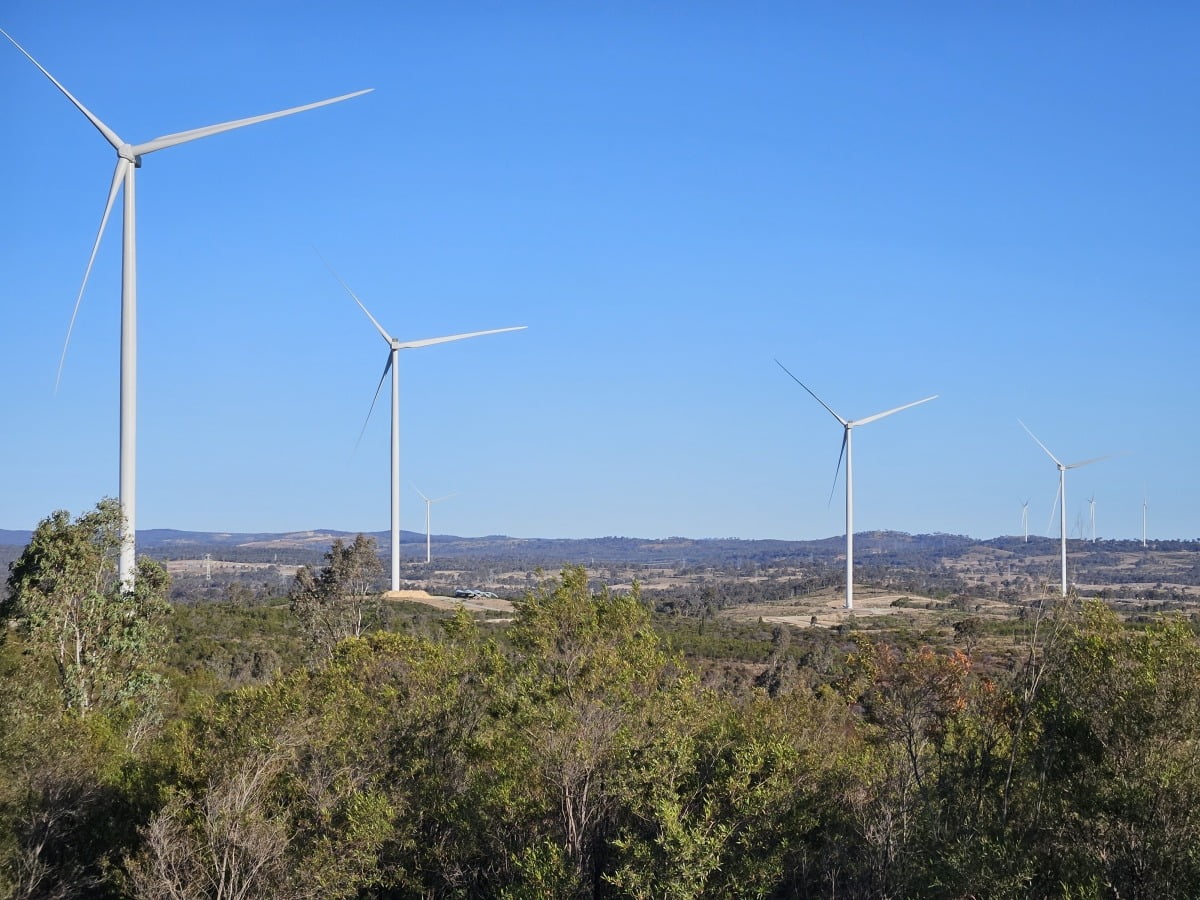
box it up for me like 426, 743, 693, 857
1143, 494, 1149, 548
1019, 420, 1108, 597
777, 360, 936, 610
323, 258, 525, 591
415, 486, 457, 565
2, 28, 371, 589
1089, 495, 1097, 543
1021, 499, 1030, 542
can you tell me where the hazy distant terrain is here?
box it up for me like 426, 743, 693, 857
4, 527, 1197, 612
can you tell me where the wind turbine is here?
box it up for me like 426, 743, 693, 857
415, 486, 457, 565
324, 261, 525, 591
776, 360, 936, 611
1089, 495, 1097, 543
1021, 499, 1030, 542
1019, 420, 1107, 597
1143, 494, 1148, 548
2, 29, 371, 589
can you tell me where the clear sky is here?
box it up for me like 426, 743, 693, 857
2, 2, 1197, 543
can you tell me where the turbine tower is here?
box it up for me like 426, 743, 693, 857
1021, 499, 1030, 543
1019, 420, 1107, 597
777, 360, 936, 611
415, 486, 457, 565
1089, 495, 1097, 543
1143, 495, 1148, 548
324, 260, 525, 591
1046, 482, 1062, 538
2, 29, 371, 589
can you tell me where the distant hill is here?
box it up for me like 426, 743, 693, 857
136, 528, 386, 550
0, 526, 968, 567
2, 527, 1197, 587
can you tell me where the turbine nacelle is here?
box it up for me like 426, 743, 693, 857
117, 144, 141, 166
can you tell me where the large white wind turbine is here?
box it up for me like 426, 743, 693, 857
1019, 420, 1107, 597
1089, 495, 1097, 543
415, 486, 457, 565
325, 262, 525, 591
2, 29, 371, 589
1021, 499, 1030, 543
776, 360, 936, 611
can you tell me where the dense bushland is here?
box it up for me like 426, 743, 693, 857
5, 507, 1200, 897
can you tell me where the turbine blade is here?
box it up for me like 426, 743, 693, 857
774, 359, 848, 426
432, 492, 459, 504
1065, 454, 1111, 470
398, 326, 527, 349
827, 430, 848, 508
1018, 419, 1064, 467
413, 485, 430, 502
132, 89, 373, 157
314, 249, 393, 343
354, 353, 392, 451
57, 159, 127, 391
853, 394, 938, 427
1, 29, 124, 149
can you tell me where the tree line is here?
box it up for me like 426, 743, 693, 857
4, 501, 1200, 897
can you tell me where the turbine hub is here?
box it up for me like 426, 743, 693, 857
117, 143, 142, 167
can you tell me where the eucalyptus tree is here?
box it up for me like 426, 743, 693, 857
288, 534, 384, 656
4, 498, 170, 715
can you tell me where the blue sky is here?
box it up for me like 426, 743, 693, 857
1, 2, 1197, 543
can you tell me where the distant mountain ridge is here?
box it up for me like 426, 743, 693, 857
2, 527, 1195, 573
0, 526, 919, 554
0, 527, 402, 551
0, 526, 964, 566
138, 528, 383, 548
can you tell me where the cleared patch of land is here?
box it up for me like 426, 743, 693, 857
384, 588, 515, 615
723, 587, 936, 628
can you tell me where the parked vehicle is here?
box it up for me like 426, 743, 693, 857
453, 588, 499, 600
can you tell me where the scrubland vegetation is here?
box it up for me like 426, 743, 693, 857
5, 503, 1200, 897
